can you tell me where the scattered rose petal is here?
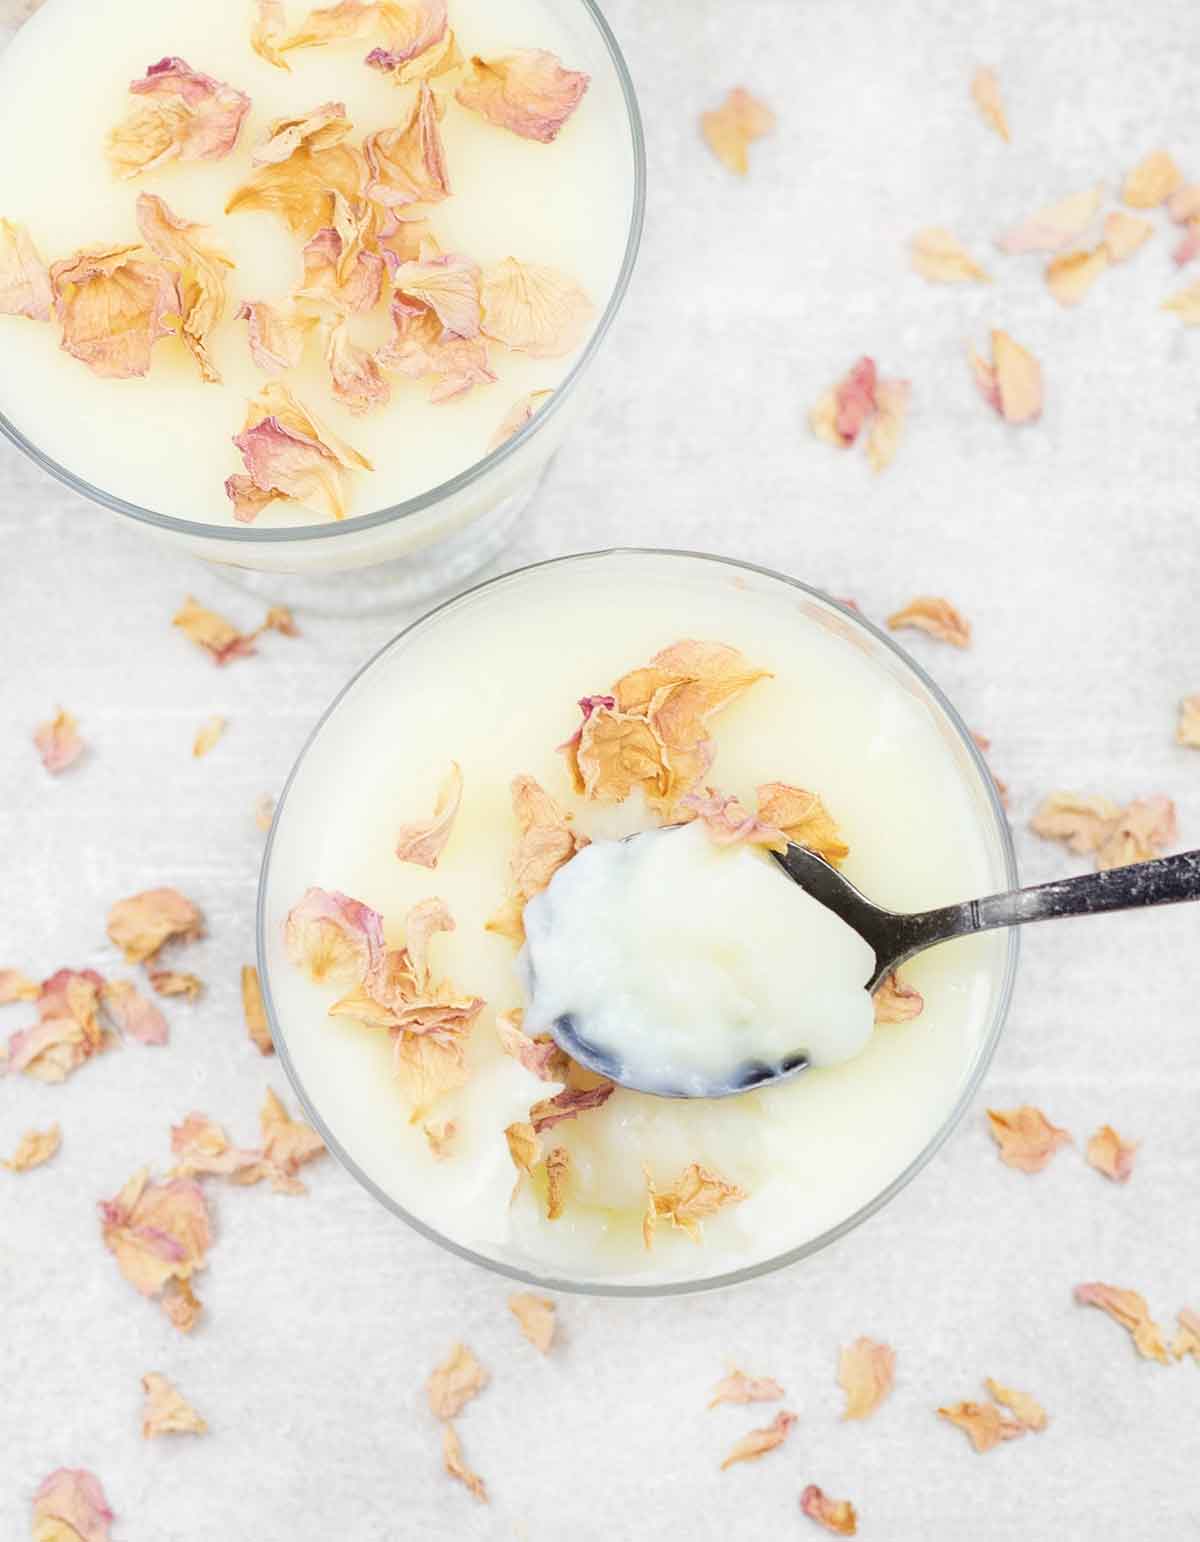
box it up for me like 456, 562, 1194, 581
293, 197, 386, 318
377, 294, 497, 402
226, 108, 366, 237
708, 1368, 784, 1410
0, 970, 39, 1004
193, 716, 226, 758
545, 1144, 569, 1219
1086, 1124, 1138, 1183
1162, 280, 1200, 324
495, 1008, 570, 1083
911, 227, 989, 283
255, 794, 277, 831
1123, 150, 1183, 209
254, 101, 352, 165
169, 1112, 263, 1182
260, 1087, 325, 1192
1177, 694, 1200, 750
107, 56, 250, 178
228, 380, 371, 522
480, 257, 594, 358
236, 299, 316, 373
996, 184, 1104, 254
423, 1120, 456, 1158
441, 1423, 487, 1503
276, 0, 377, 53
392, 251, 481, 338
0, 218, 52, 320
509, 1292, 556, 1352
810, 356, 877, 448
489, 389, 553, 452
756, 783, 848, 866
365, 0, 458, 84
31, 1469, 114, 1542
530, 1082, 614, 1134
2, 1124, 60, 1172
505, 1120, 541, 1175
364, 82, 450, 208
1045, 245, 1109, 306
251, 0, 290, 68
33, 708, 84, 773
887, 596, 972, 648
172, 596, 259, 664
149, 969, 203, 1000
720, 1410, 797, 1470
241, 964, 273, 1055
99, 1169, 210, 1330
970, 330, 1042, 423
392, 1032, 470, 1121
1173, 221, 1200, 268
50, 244, 180, 380
1029, 791, 1121, 854
838, 1337, 896, 1420
1074, 1282, 1170, 1363
873, 971, 924, 1024
986, 1106, 1071, 1173
681, 789, 786, 850
644, 1161, 746, 1247
1103, 211, 1153, 263
938, 1400, 1024, 1452
970, 67, 1008, 142
6, 968, 109, 1083
984, 1378, 1047, 1431
1168, 185, 1200, 222
161, 1279, 202, 1333
701, 87, 775, 175
801, 1485, 858, 1536
1172, 1309, 1200, 1361
325, 321, 390, 414
141, 1372, 208, 1438
1095, 796, 1176, 870
866, 378, 910, 473
135, 193, 232, 383
456, 50, 589, 144
101, 979, 167, 1046
486, 775, 588, 943
427, 1342, 489, 1419
108, 888, 203, 965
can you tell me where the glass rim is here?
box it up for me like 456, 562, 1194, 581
256, 547, 1020, 1298
0, 0, 646, 545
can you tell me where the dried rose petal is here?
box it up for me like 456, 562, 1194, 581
170, 1113, 264, 1183
510, 1292, 556, 1352
938, 1401, 1024, 1452
236, 299, 315, 374
255, 795, 277, 831
108, 56, 250, 178
572, 707, 670, 807
1177, 695, 1200, 750
838, 1337, 896, 1420
457, 49, 589, 144
1173, 1309, 1200, 1361
970, 67, 1008, 142
1046, 246, 1109, 307
720, 1410, 797, 1470
800, 1486, 858, 1536
0, 969, 39, 1004
911, 227, 989, 283
756, 783, 848, 866
365, 0, 457, 84
970, 330, 1042, 423
255, 102, 352, 164
423, 1120, 456, 1158
172, 596, 258, 664
392, 1032, 470, 1120
276, 0, 377, 53
505, 1120, 541, 1175
33, 707, 84, 773
251, 0, 289, 68
161, 1278, 201, 1333
377, 296, 497, 402
101, 979, 168, 1046
530, 1082, 615, 1134
865, 378, 911, 473
984, 1378, 1047, 1431
1075, 1282, 1170, 1363
487, 775, 588, 943
392, 252, 481, 338
364, 82, 450, 207
236, 964, 272, 1055
285, 886, 385, 986
50, 244, 180, 381
873, 971, 924, 1024
226, 113, 366, 238
260, 1087, 325, 1192
480, 257, 594, 358
1086, 1124, 1138, 1183
887, 595, 972, 648
0, 218, 52, 321
99, 1169, 210, 1330
230, 380, 371, 522
681, 789, 786, 850
108, 888, 203, 965
1029, 792, 1120, 854
489, 389, 553, 452
192, 716, 226, 758
644, 1161, 746, 1247
708, 1368, 784, 1409
427, 1342, 489, 1419
811, 356, 878, 448
996, 184, 1104, 254
544, 1144, 569, 1219
495, 1008, 570, 1083
135, 193, 232, 384
442, 1423, 487, 1503
2, 1124, 60, 1172
701, 86, 774, 175
294, 198, 386, 318
6, 969, 109, 1083
149, 970, 203, 1000
325, 322, 390, 414
32, 1469, 114, 1542
1095, 796, 1176, 871
141, 1372, 208, 1438
1174, 222, 1200, 267
1123, 150, 1183, 208
1162, 280, 1200, 324
986, 1106, 1071, 1173
1103, 211, 1153, 263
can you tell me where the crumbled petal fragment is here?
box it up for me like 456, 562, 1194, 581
970, 330, 1042, 423
720, 1410, 797, 1470
509, 1292, 556, 1352
325, 321, 390, 414
149, 969, 203, 1000
230, 379, 371, 522
681, 789, 786, 850
480, 257, 594, 358
1174, 221, 1200, 269
34, 708, 84, 773
0, 970, 39, 1004
887, 596, 972, 648
984, 1378, 1047, 1431
364, 82, 450, 207
801, 1485, 858, 1536
251, 0, 290, 68
495, 1008, 570, 1083
365, 0, 457, 84
141, 1372, 208, 1438
708, 1368, 784, 1409
838, 1337, 896, 1420
489, 389, 553, 452
457, 49, 589, 143
1123, 150, 1183, 208
108, 887, 203, 965
1086, 1124, 1137, 1183
6, 968, 109, 1083
996, 184, 1104, 254
545, 1145, 569, 1220
644, 1161, 746, 1247
1178, 695, 1200, 748
866, 378, 911, 473
31, 1469, 115, 1542
427, 1342, 489, 1420
172, 596, 258, 664
255, 794, 277, 831
98, 1169, 210, 1330
135, 193, 233, 384
1046, 246, 1109, 307
1074, 1282, 1170, 1363
161, 1278, 202, 1333
108, 56, 250, 178
986, 1106, 1071, 1173
260, 1087, 325, 1192
1103, 211, 1153, 263
192, 716, 226, 758
423, 1120, 456, 1158
236, 299, 316, 374
505, 1120, 541, 1175
285, 886, 385, 986
2, 1124, 60, 1173
970, 67, 1008, 142
50, 244, 180, 380
392, 252, 481, 338
241, 964, 273, 1055
1172, 1309, 1200, 1361
911, 227, 989, 283
873, 971, 924, 1025
0, 218, 52, 320
755, 783, 848, 866
441, 1423, 487, 1503
169, 1113, 265, 1185
937, 1401, 1024, 1452
701, 86, 775, 175
486, 776, 588, 943
1162, 280, 1200, 324
101, 979, 168, 1046
1095, 796, 1176, 871
530, 1082, 614, 1134
1029, 792, 1121, 854
810, 356, 877, 448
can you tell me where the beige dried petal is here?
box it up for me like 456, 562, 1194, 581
229, 379, 371, 522
393, 1032, 469, 1120
509, 1292, 556, 1352
441, 1422, 487, 1503
1172, 1308, 1200, 1361
1046, 246, 1109, 307
236, 299, 316, 373
31, 1469, 115, 1542
135, 193, 232, 384
720, 1410, 797, 1470
192, 715, 226, 758
800, 1486, 858, 1536
701, 87, 775, 175
575, 707, 671, 806
996, 184, 1104, 254
1176, 695, 1200, 747
255, 794, 277, 831
937, 1400, 1024, 1452
277, 0, 377, 53
107, 888, 203, 964
2, 1124, 61, 1172
366, 1, 457, 84
838, 1337, 895, 1420
427, 1342, 489, 1419
984, 1378, 1047, 1431
530, 1082, 614, 1134
970, 330, 1042, 423
495, 1008, 571, 1083
423, 1120, 456, 1158
1086, 1124, 1138, 1183
285, 886, 384, 986
101, 979, 167, 1046
107, 58, 250, 179
911, 227, 989, 283
970, 67, 1009, 142
708, 1368, 784, 1409
0, 969, 39, 1003
455, 49, 589, 143
480, 257, 594, 358
866, 378, 910, 472
545, 1144, 569, 1220
251, 0, 290, 68
99, 1169, 210, 1319
1123, 149, 1183, 208
363, 82, 450, 208
1095, 796, 1176, 871
141, 1372, 208, 1438
644, 1161, 746, 1247
886, 596, 972, 648
489, 389, 553, 452
810, 356, 878, 449
260, 1087, 325, 1191
173, 596, 258, 664
1075, 1282, 1170, 1363
242, 964, 273, 1055
486, 775, 587, 943
986, 1106, 1071, 1173
34, 707, 84, 774
0, 217, 52, 320
50, 243, 180, 381
756, 783, 848, 866
169, 1113, 264, 1182
1162, 280, 1200, 324
226, 139, 367, 239
1102, 211, 1153, 263
873, 971, 924, 1024
394, 762, 463, 870
505, 1120, 542, 1175
1029, 792, 1121, 854
149, 969, 203, 1000
161, 1277, 202, 1334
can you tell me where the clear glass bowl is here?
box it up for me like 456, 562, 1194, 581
257, 549, 1019, 1297
0, 0, 645, 611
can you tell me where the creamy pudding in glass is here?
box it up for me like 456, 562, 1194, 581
0, 0, 642, 603
259, 550, 1017, 1293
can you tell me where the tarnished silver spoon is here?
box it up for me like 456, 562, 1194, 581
538, 836, 1200, 1099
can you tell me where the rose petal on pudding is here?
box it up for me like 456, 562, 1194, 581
456, 49, 589, 143
530, 1082, 615, 1134
101, 979, 168, 1045
277, 0, 377, 53
372, 207, 431, 273
505, 1120, 542, 1175
873, 971, 924, 1024
887, 595, 972, 648
810, 356, 877, 448
986, 1106, 1071, 1173
192, 715, 226, 758
911, 227, 990, 283
489, 389, 553, 452
392, 1032, 470, 1120
377, 297, 497, 401
1173, 1309, 1200, 1361
427, 1342, 489, 1419
837, 1337, 896, 1420
970, 66, 1009, 141
755, 783, 849, 866
227, 127, 367, 238
50, 244, 181, 380
573, 707, 671, 806
365, 0, 457, 83
969, 330, 1042, 423
984, 1378, 1047, 1431
108, 888, 203, 964
1029, 791, 1121, 854
420, 1120, 455, 1159
865, 378, 911, 473
108, 57, 250, 178
260, 1087, 325, 1192
325, 322, 390, 415
495, 1009, 571, 1083
141, 1373, 208, 1438
98, 1169, 210, 1329
800, 1486, 858, 1536
33, 707, 84, 773
135, 193, 233, 384
644, 1161, 746, 1246
937, 1400, 1024, 1452
719, 1410, 797, 1470
995, 184, 1104, 254
0, 970, 39, 1003
231, 379, 372, 521
708, 1368, 784, 1410
285, 886, 385, 985
31, 1469, 115, 1542
392, 252, 481, 337
251, 0, 290, 68
237, 300, 315, 375
1074, 1282, 1170, 1363
294, 196, 386, 317
486, 775, 588, 943
2, 1124, 60, 1172
1102, 211, 1153, 263
1123, 150, 1183, 208
544, 1145, 569, 1219
441, 1423, 487, 1503
681, 789, 786, 850
172, 595, 259, 663
1095, 796, 1176, 871
169, 1113, 264, 1181
255, 101, 353, 164
701, 87, 775, 175
509, 1292, 556, 1351
0, 218, 52, 320
1085, 1124, 1138, 1183
1045, 246, 1109, 307
479, 257, 594, 359
363, 82, 450, 209
240, 964, 273, 1055
149, 969, 203, 999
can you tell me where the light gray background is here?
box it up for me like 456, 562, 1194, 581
3, 0, 1199, 1537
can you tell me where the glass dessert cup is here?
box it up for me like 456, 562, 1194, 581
257, 549, 1019, 1296
0, 0, 645, 613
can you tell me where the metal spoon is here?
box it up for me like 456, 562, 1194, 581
545, 837, 1200, 1099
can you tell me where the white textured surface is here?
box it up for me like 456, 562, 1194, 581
3, 0, 1200, 1537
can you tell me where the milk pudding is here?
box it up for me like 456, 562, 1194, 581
260, 551, 1015, 1289
0, 0, 638, 570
